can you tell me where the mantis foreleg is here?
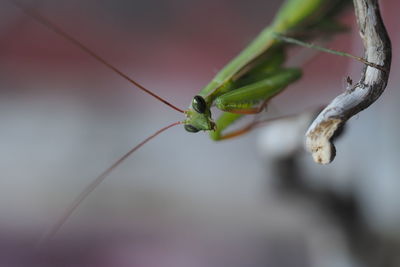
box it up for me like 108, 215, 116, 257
210, 68, 301, 140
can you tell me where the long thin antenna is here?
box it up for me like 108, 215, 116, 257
37, 121, 181, 246
10, 0, 185, 113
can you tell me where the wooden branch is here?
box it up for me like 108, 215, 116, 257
305, 0, 391, 164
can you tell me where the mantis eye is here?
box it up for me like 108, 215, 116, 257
184, 124, 200, 133
192, 95, 206, 114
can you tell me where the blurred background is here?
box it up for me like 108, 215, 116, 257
0, 0, 398, 266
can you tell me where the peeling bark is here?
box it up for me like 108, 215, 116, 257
305, 0, 391, 164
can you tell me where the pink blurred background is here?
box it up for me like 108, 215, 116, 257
0, 0, 399, 266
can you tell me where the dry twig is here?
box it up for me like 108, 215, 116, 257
305, 0, 391, 164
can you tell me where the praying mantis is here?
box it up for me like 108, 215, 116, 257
10, 0, 381, 242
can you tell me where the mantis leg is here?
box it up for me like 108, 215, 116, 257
210, 68, 301, 141
209, 112, 257, 140
215, 68, 301, 113
274, 33, 386, 72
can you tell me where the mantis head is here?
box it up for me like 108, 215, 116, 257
184, 95, 216, 133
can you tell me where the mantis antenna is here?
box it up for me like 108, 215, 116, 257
7, 0, 187, 244
10, 0, 185, 113
37, 121, 182, 246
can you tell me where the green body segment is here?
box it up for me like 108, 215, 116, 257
198, 0, 328, 100
183, 0, 350, 139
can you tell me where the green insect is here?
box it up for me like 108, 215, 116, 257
12, 0, 361, 242
184, 0, 351, 140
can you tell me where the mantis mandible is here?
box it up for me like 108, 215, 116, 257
11, 0, 377, 242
